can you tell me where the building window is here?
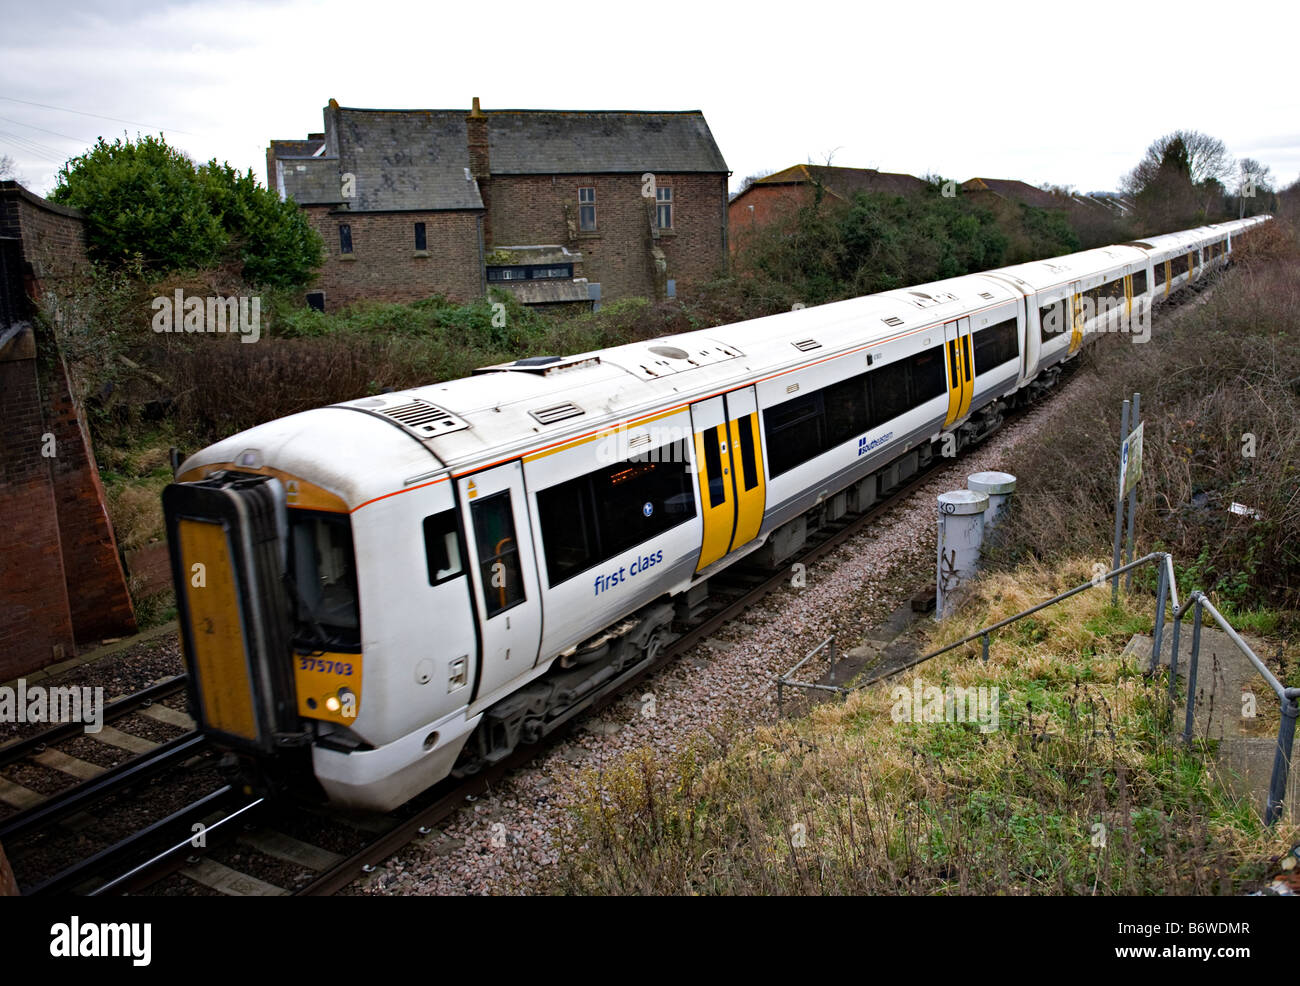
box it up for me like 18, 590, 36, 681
656, 186, 673, 229
414, 222, 427, 252
578, 187, 596, 231
486, 264, 574, 282
338, 224, 353, 254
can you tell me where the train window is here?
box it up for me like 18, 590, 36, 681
470, 492, 525, 617
536, 476, 599, 585
824, 374, 869, 447
422, 510, 464, 585
973, 319, 1018, 375
288, 511, 361, 650
1132, 269, 1147, 295
737, 416, 760, 492
1154, 260, 1167, 286
536, 439, 696, 586
1107, 278, 1124, 308
764, 391, 826, 477
908, 346, 946, 403
868, 362, 910, 425
701, 426, 727, 508
1039, 300, 1067, 339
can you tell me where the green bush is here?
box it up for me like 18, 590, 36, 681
51, 134, 321, 287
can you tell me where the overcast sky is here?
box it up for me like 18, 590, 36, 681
2, 0, 1297, 199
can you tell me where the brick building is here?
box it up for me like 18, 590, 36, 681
267, 99, 731, 311
0, 182, 136, 680
728, 164, 928, 250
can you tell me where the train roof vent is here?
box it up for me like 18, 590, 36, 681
473, 355, 601, 376
792, 338, 822, 352
882, 315, 905, 327
378, 399, 469, 438
979, 292, 995, 300
530, 401, 584, 426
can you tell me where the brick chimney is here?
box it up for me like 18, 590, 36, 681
467, 97, 490, 179
467, 97, 492, 248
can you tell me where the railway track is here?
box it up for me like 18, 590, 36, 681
0, 673, 232, 895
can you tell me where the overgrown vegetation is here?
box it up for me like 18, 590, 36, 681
724, 181, 1079, 310
549, 559, 1298, 895
983, 221, 1300, 621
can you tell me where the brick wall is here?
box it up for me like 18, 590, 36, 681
0, 325, 77, 679
728, 183, 814, 252
488, 172, 728, 301
304, 207, 484, 308
0, 184, 136, 680
0, 182, 89, 303
43, 328, 136, 643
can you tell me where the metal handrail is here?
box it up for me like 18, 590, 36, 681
1167, 590, 1299, 826
775, 636, 848, 714
780, 549, 1296, 826
914, 551, 1169, 666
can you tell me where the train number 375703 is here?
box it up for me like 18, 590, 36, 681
298, 657, 354, 675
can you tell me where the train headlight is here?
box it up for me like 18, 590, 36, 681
326, 687, 357, 718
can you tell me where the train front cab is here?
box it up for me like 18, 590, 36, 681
163, 471, 312, 789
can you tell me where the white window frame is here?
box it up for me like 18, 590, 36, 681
656, 186, 673, 229
578, 186, 596, 231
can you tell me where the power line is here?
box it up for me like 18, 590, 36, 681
0, 127, 66, 159
0, 114, 93, 145
0, 131, 66, 164
0, 95, 195, 136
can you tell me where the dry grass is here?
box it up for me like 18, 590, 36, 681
984, 236, 1300, 619
549, 560, 1299, 895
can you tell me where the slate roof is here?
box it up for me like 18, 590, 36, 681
268, 104, 727, 213
483, 110, 727, 175
330, 108, 483, 211
277, 156, 347, 206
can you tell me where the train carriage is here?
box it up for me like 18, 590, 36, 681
164, 216, 1270, 810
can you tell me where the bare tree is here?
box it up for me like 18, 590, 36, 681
736, 168, 774, 195
1235, 157, 1274, 195
0, 154, 18, 181
1122, 130, 1237, 229
1122, 130, 1233, 195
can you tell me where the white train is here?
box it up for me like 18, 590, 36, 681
163, 215, 1270, 810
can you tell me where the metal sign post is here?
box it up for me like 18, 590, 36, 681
1111, 392, 1143, 604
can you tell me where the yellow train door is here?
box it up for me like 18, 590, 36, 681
1068, 281, 1085, 354
943, 317, 974, 426
691, 389, 767, 572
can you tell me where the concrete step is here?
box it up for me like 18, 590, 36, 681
1126, 629, 1297, 823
